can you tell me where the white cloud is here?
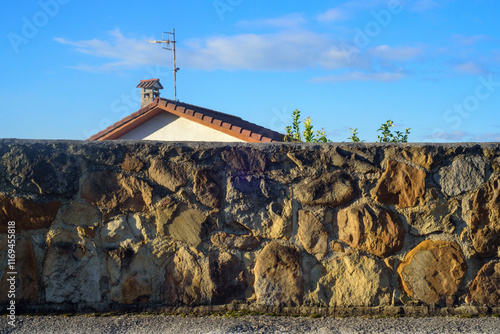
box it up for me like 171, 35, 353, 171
54, 29, 166, 71
472, 133, 500, 142
55, 28, 417, 77
368, 45, 423, 61
425, 131, 471, 141
310, 70, 405, 83
237, 13, 306, 29
316, 0, 443, 24
451, 34, 491, 46
317, 8, 348, 22
182, 32, 364, 71
56, 29, 374, 72
426, 131, 500, 142
453, 62, 487, 75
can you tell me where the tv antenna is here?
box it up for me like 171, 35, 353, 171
148, 29, 179, 101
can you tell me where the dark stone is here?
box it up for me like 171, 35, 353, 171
0, 195, 60, 233
221, 149, 267, 173
81, 171, 153, 212
466, 261, 500, 306
295, 171, 356, 206
3, 145, 80, 197
194, 169, 221, 208
208, 251, 247, 304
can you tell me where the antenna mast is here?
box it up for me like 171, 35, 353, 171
148, 29, 179, 101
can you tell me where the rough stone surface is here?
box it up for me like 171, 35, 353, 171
60, 201, 99, 227
100, 214, 146, 250
148, 158, 186, 192
194, 169, 221, 208
43, 230, 102, 303
0, 196, 60, 233
221, 149, 267, 173
224, 176, 292, 239
406, 195, 457, 236
1, 140, 500, 312
295, 171, 356, 206
162, 247, 202, 305
121, 153, 145, 172
466, 261, 500, 306
254, 242, 303, 306
3, 146, 79, 197
81, 171, 153, 212
435, 156, 489, 197
210, 232, 260, 251
298, 210, 328, 259
386, 145, 440, 170
208, 251, 247, 304
166, 208, 208, 247
336, 203, 404, 257
397, 240, 467, 305
314, 252, 391, 307
467, 177, 500, 257
0, 239, 39, 303
372, 159, 426, 208
109, 247, 153, 304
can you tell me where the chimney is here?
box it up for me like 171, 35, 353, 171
137, 79, 164, 108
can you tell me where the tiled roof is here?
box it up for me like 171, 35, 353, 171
87, 98, 285, 142
136, 79, 163, 90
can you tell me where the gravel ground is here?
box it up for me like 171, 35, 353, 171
1, 315, 500, 334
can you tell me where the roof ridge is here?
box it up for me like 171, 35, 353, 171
88, 97, 285, 142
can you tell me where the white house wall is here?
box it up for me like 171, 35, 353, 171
118, 112, 246, 142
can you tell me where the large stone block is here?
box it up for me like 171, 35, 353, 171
298, 210, 328, 259
108, 247, 153, 304
81, 171, 153, 212
466, 261, 500, 306
148, 158, 186, 192
434, 156, 489, 197
372, 159, 426, 208
254, 242, 303, 306
295, 171, 356, 206
100, 214, 146, 250
397, 240, 467, 305
43, 230, 102, 303
467, 177, 500, 257
208, 251, 247, 304
60, 201, 99, 227
336, 203, 404, 257
314, 252, 391, 307
221, 149, 267, 173
224, 176, 292, 239
406, 192, 457, 236
166, 208, 208, 247
194, 169, 221, 208
162, 247, 202, 305
0, 195, 60, 233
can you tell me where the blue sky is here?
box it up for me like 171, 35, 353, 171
1, 0, 500, 142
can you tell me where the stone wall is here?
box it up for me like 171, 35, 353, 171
0, 139, 499, 315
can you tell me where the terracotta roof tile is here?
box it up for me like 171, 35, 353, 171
88, 98, 285, 142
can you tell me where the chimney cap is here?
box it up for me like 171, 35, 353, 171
137, 78, 164, 90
